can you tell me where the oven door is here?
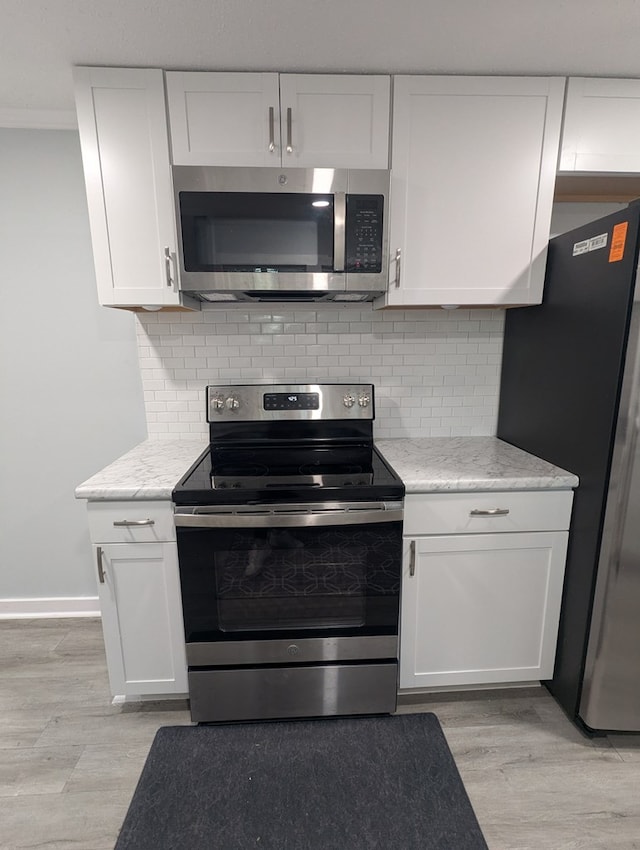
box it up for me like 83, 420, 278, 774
174, 502, 403, 667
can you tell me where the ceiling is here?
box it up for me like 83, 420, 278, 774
4, 0, 640, 122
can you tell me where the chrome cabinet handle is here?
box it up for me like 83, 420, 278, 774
164, 246, 176, 289
469, 508, 510, 517
268, 106, 276, 153
286, 107, 293, 153
409, 540, 416, 577
164, 246, 172, 288
96, 546, 106, 584
394, 248, 402, 288
113, 519, 155, 527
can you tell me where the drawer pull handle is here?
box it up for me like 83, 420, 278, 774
469, 508, 510, 517
409, 540, 416, 577
96, 546, 106, 584
113, 519, 155, 527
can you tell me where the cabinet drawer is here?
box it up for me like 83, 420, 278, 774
403, 490, 573, 536
87, 501, 176, 543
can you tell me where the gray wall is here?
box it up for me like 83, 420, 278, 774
0, 128, 147, 607
550, 202, 626, 237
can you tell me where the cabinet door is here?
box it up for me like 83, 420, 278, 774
399, 531, 568, 689
166, 72, 390, 169
279, 74, 390, 168
559, 77, 640, 173
73, 67, 184, 307
381, 76, 564, 308
166, 72, 281, 166
95, 542, 187, 698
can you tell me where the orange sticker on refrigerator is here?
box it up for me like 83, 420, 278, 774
609, 222, 628, 262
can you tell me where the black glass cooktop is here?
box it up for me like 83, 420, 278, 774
172, 442, 404, 506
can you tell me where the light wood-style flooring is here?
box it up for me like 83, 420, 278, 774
1, 618, 640, 849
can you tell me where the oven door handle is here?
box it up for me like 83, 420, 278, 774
174, 507, 403, 529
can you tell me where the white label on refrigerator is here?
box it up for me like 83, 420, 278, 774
573, 233, 608, 256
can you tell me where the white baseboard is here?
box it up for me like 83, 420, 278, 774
112, 693, 189, 705
0, 597, 100, 619
397, 681, 541, 701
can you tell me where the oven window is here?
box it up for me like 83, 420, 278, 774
179, 192, 335, 272
177, 522, 401, 642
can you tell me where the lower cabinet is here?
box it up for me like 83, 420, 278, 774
87, 501, 187, 699
399, 490, 573, 690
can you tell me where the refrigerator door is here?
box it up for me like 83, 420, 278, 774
580, 302, 640, 730
498, 204, 640, 727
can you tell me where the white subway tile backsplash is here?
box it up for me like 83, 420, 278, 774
135, 306, 504, 439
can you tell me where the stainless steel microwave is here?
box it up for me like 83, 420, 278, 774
172, 166, 390, 303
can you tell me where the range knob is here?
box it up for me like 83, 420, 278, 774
358, 394, 371, 408
343, 394, 356, 408
225, 396, 240, 411
210, 395, 225, 413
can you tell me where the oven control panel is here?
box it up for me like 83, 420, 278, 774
264, 392, 320, 411
206, 384, 375, 421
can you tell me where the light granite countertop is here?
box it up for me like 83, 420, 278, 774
75, 438, 208, 500
375, 437, 578, 493
75, 435, 578, 501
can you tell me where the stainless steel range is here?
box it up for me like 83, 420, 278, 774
172, 383, 404, 723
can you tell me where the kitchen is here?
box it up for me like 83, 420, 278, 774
3, 1, 640, 848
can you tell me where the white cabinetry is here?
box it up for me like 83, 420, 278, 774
378, 76, 565, 308
559, 77, 640, 173
399, 490, 573, 690
73, 67, 195, 310
87, 501, 187, 699
165, 72, 390, 168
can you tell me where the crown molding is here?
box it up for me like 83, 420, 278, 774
0, 107, 77, 130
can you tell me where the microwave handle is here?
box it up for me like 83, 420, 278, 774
334, 192, 346, 272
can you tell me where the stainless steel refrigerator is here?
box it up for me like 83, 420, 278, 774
498, 202, 640, 733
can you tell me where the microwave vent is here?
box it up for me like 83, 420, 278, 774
197, 291, 375, 304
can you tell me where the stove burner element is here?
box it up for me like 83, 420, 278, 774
299, 463, 364, 476
207, 441, 377, 492
216, 464, 269, 477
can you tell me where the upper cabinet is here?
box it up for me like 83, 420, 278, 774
377, 76, 565, 308
165, 72, 391, 169
559, 78, 640, 173
73, 67, 195, 310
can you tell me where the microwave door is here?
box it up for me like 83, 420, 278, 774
179, 191, 336, 274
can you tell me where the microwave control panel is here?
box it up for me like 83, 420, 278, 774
345, 195, 384, 273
